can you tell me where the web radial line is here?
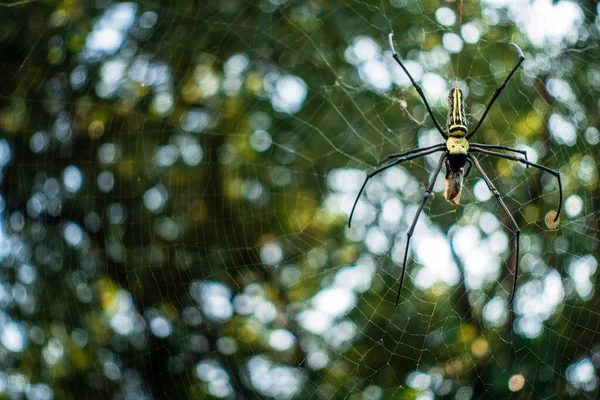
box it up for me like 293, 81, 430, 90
388, 33, 447, 140
349, 146, 445, 228
468, 155, 520, 308
396, 152, 446, 305
467, 43, 525, 139
471, 148, 562, 221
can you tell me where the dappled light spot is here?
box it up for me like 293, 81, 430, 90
270, 75, 307, 114
508, 374, 525, 392
254, 301, 277, 324
483, 297, 508, 327
152, 92, 174, 116
97, 171, 115, 193
345, 36, 380, 65
107, 203, 127, 224
488, 231, 508, 254
413, 232, 460, 290
483, 0, 583, 47
182, 306, 202, 327
327, 168, 364, 193
478, 212, 500, 235
224, 54, 250, 76
568, 255, 597, 300
545, 210, 559, 229
181, 109, 212, 133
297, 309, 331, 334
325, 320, 357, 349
473, 179, 492, 202
516, 270, 564, 338
42, 338, 64, 365
62, 165, 83, 193
179, 139, 203, 166
548, 114, 577, 146
442, 33, 464, 54
585, 127, 600, 145
195, 360, 233, 398
149, 315, 172, 338
435, 7, 456, 26
365, 227, 390, 255
0, 321, 27, 352
461, 22, 481, 44
566, 357, 598, 392
30, 131, 49, 154
260, 241, 283, 266
422, 73, 448, 105
269, 329, 296, 351
155, 145, 178, 168
360, 59, 392, 90
242, 180, 266, 203
381, 197, 403, 226
546, 78, 576, 103
0, 141, 10, 168
313, 287, 356, 317
250, 130, 272, 152
565, 194, 583, 218
334, 259, 374, 293
216, 336, 238, 355
306, 351, 329, 370
143, 184, 168, 213
391, 59, 423, 88
98, 143, 120, 164
84, 2, 137, 58
576, 156, 597, 186
17, 264, 36, 285
406, 371, 431, 391
246, 356, 306, 399
63, 222, 84, 248
190, 281, 233, 322
156, 218, 180, 241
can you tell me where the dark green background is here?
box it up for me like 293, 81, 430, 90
0, 0, 598, 399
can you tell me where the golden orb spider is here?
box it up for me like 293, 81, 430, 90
349, 34, 563, 307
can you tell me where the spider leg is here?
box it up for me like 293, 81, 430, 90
470, 144, 529, 167
464, 159, 472, 178
468, 155, 520, 308
388, 34, 447, 140
380, 143, 445, 165
349, 146, 444, 228
467, 43, 525, 140
396, 152, 447, 305
470, 148, 562, 221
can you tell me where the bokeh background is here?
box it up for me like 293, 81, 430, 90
0, 0, 599, 398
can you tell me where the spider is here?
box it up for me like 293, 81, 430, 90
349, 34, 563, 307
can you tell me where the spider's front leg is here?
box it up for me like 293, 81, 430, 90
470, 144, 529, 167
468, 155, 520, 307
379, 143, 444, 165
349, 146, 445, 228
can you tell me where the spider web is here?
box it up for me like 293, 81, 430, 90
0, 0, 599, 399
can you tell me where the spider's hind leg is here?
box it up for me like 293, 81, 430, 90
468, 155, 521, 308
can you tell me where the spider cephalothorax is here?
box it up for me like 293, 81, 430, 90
349, 34, 563, 309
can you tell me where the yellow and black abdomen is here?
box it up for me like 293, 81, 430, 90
447, 88, 467, 136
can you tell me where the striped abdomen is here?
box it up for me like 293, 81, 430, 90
447, 88, 467, 136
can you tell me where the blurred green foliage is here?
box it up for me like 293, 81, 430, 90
0, 0, 599, 399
